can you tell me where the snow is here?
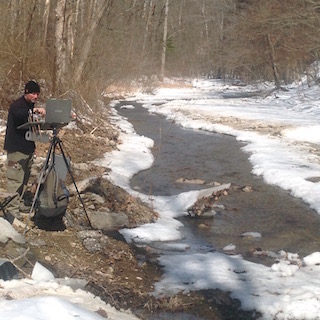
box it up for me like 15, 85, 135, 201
31, 262, 55, 282
0, 296, 103, 320
102, 77, 320, 319
0, 257, 140, 319
241, 232, 262, 238
3, 77, 320, 319
0, 271, 139, 320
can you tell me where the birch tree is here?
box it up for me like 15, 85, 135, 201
160, 0, 169, 79
42, 0, 51, 46
54, 0, 67, 92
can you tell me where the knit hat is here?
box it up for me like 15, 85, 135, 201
24, 80, 40, 94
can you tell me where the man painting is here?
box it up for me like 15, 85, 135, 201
4, 80, 46, 218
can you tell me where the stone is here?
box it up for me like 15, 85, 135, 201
0, 259, 18, 280
88, 210, 129, 231
88, 193, 105, 205
202, 210, 217, 218
67, 177, 96, 194
72, 163, 90, 171
77, 230, 110, 253
0, 217, 26, 244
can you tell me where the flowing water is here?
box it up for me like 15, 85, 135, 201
116, 101, 320, 265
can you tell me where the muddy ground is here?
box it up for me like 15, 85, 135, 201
0, 105, 261, 319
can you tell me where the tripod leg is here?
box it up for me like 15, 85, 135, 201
0, 193, 19, 221
29, 139, 56, 217
56, 139, 92, 227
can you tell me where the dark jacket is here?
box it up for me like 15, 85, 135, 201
4, 96, 35, 155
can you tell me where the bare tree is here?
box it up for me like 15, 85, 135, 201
42, 0, 51, 46
142, 0, 155, 53
54, 0, 67, 92
0, 0, 320, 105
72, 0, 112, 85
160, 0, 169, 79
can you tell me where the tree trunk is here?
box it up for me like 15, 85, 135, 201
21, 1, 37, 82
72, 0, 111, 85
42, 0, 51, 46
267, 33, 281, 88
142, 0, 155, 53
54, 0, 67, 93
160, 0, 169, 80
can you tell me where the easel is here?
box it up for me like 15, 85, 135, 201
30, 126, 90, 220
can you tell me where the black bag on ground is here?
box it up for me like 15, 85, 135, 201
36, 163, 69, 218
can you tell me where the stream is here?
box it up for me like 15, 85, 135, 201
116, 101, 320, 266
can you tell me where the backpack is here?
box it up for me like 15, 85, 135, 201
35, 163, 69, 218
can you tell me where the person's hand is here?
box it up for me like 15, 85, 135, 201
34, 107, 46, 116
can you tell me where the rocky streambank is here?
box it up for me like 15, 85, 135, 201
0, 102, 259, 320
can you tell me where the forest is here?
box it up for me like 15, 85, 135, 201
1, 0, 320, 110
